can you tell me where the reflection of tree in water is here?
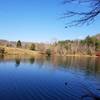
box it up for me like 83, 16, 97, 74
15, 58, 21, 67
51, 56, 78, 69
29, 57, 35, 64
35, 57, 45, 68
80, 82, 100, 100
50, 56, 100, 75
94, 57, 100, 74
64, 78, 100, 100
85, 58, 92, 76
0, 55, 4, 62
85, 57, 100, 76
46, 56, 50, 60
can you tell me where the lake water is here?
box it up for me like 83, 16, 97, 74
0, 55, 100, 100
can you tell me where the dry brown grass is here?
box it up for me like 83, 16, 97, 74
0, 46, 97, 57
0, 46, 41, 56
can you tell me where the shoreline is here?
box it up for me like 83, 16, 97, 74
53, 54, 98, 58
2, 53, 98, 58
0, 46, 99, 58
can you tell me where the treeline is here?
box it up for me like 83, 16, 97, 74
51, 34, 100, 56
0, 34, 100, 56
54, 35, 100, 55
42, 34, 100, 56
23, 34, 100, 56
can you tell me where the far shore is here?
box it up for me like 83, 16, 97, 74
0, 46, 99, 58
0, 46, 41, 56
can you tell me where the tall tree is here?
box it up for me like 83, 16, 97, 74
16, 40, 22, 48
63, 0, 100, 27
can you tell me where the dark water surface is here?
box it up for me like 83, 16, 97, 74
0, 56, 100, 100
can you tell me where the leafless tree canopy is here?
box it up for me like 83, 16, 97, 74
63, 0, 100, 27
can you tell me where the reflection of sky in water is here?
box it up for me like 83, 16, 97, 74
0, 56, 100, 100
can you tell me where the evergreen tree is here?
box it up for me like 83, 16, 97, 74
16, 40, 22, 48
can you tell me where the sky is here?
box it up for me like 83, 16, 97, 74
0, 0, 100, 42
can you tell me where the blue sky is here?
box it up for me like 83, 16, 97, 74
0, 0, 100, 42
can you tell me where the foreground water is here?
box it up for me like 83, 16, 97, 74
0, 56, 100, 100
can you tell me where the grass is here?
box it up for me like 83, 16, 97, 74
0, 46, 97, 57
0, 46, 41, 56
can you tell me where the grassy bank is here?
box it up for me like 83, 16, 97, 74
0, 46, 98, 57
0, 46, 41, 56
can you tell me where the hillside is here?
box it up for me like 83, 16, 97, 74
0, 46, 41, 56
95, 34, 100, 40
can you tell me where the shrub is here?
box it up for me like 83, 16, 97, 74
0, 48, 5, 54
30, 43, 35, 51
45, 49, 51, 56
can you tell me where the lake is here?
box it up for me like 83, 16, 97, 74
0, 55, 100, 100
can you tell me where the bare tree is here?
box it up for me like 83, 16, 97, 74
62, 0, 100, 27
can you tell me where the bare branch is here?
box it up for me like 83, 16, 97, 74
62, 0, 100, 27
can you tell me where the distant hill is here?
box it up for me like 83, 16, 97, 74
0, 39, 9, 46
0, 39, 33, 48
95, 34, 100, 40
0, 33, 100, 46
0, 39, 16, 47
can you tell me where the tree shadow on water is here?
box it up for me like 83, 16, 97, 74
64, 82, 100, 100
15, 58, 21, 67
29, 57, 35, 64
0, 54, 4, 62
